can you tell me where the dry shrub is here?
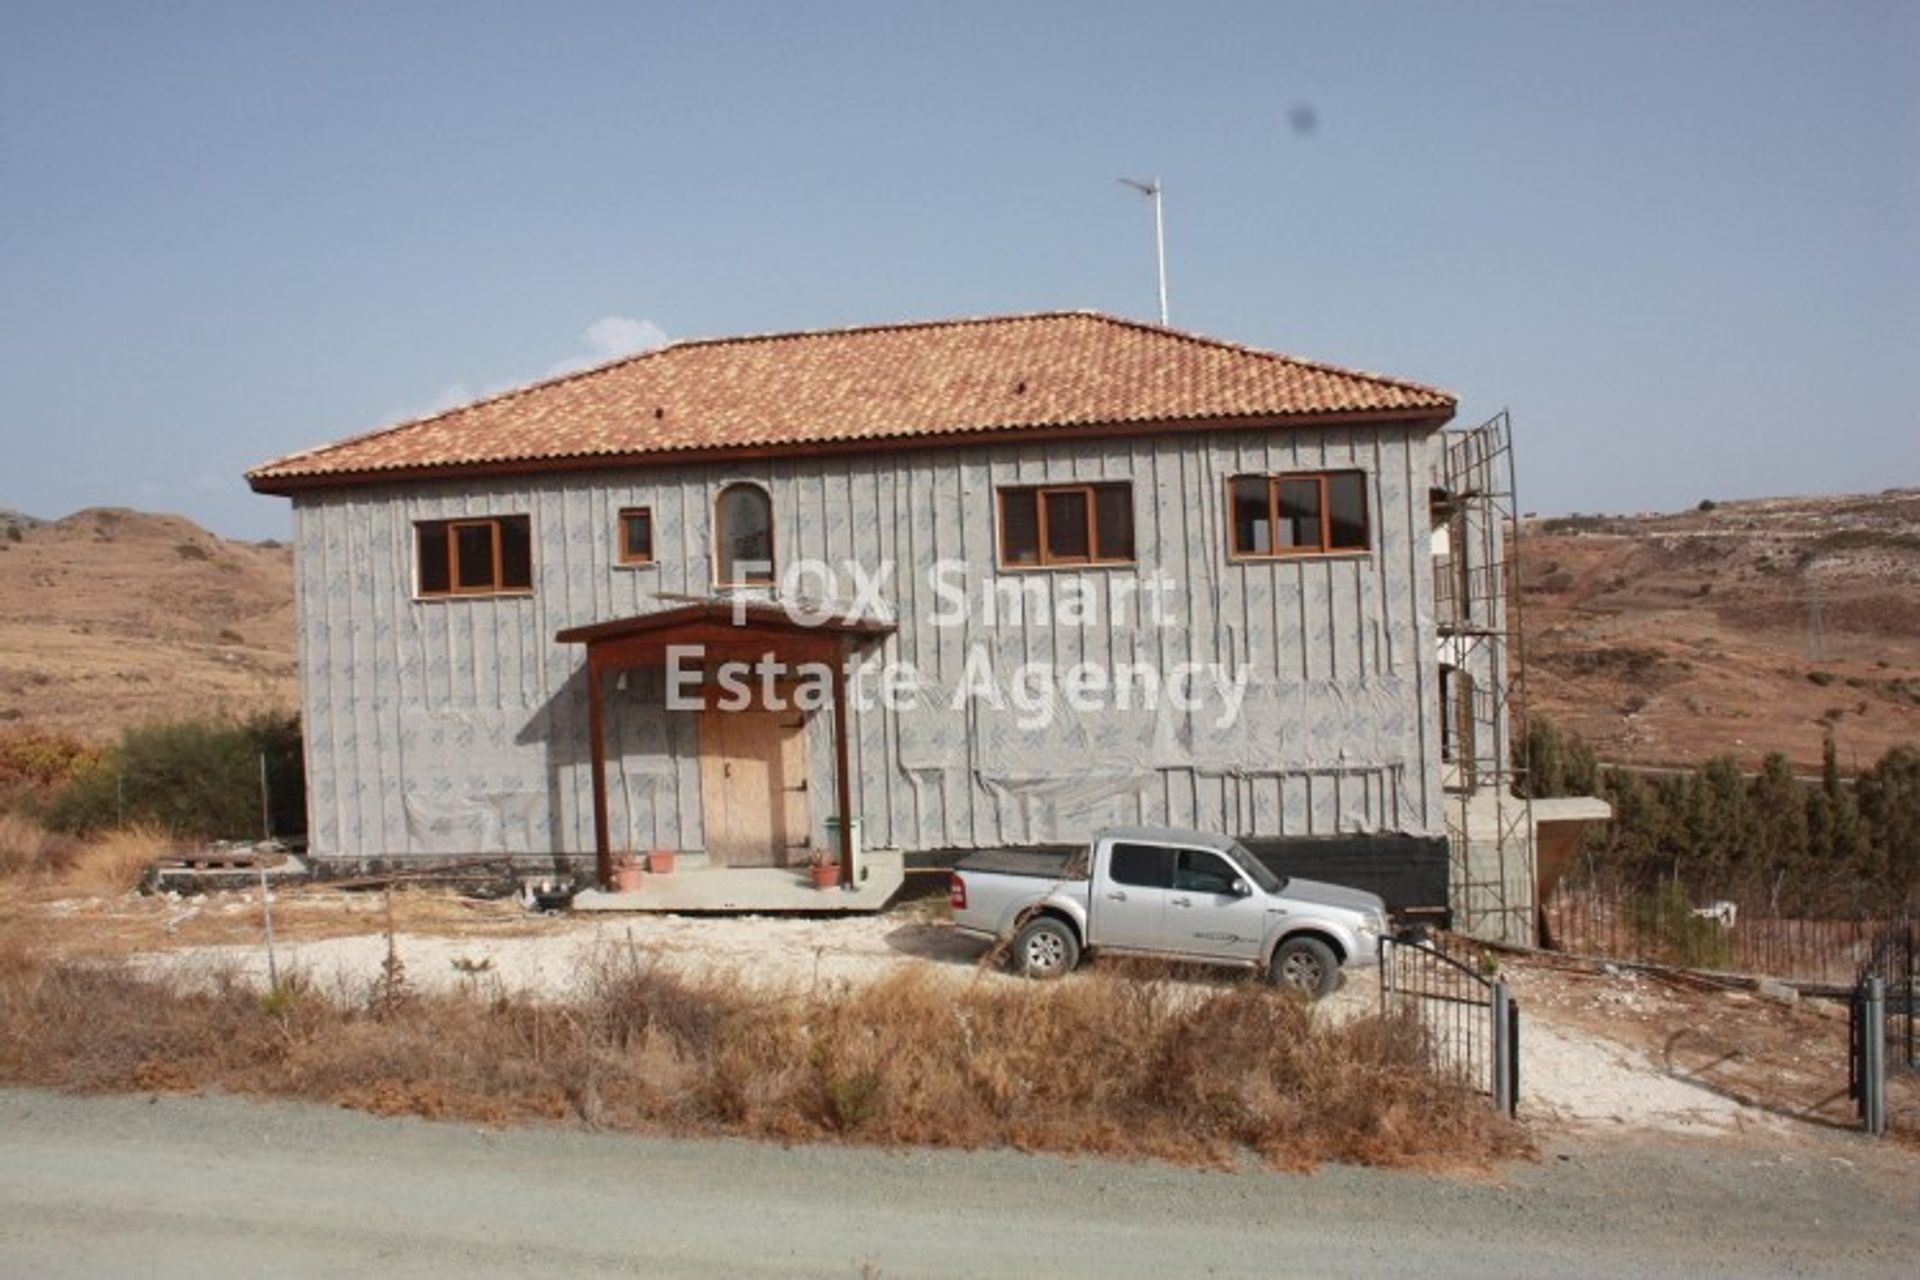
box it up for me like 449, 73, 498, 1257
61, 825, 169, 895
0, 812, 80, 878
0, 934, 1526, 1171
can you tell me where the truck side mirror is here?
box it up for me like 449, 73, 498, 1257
1231, 878, 1251, 897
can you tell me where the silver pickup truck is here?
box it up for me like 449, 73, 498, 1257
948, 826, 1389, 997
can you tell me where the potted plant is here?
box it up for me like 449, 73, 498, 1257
647, 848, 677, 875
614, 850, 644, 893
807, 848, 839, 890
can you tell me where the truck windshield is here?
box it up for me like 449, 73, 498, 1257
1228, 842, 1286, 895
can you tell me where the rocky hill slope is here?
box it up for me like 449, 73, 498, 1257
0, 509, 295, 738
1522, 489, 1920, 771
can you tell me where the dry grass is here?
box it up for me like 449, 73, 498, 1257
0, 933, 1526, 1171
0, 811, 80, 878
0, 816, 170, 934
0, 814, 168, 895
60, 825, 170, 895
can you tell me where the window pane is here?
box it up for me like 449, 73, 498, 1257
417, 524, 450, 595
1230, 477, 1271, 555
622, 510, 653, 562
1327, 472, 1369, 550
499, 517, 532, 589
1108, 843, 1173, 889
1093, 484, 1135, 561
1277, 477, 1322, 550
454, 524, 496, 589
1000, 489, 1040, 566
1044, 489, 1090, 561
1173, 850, 1240, 895
716, 485, 773, 584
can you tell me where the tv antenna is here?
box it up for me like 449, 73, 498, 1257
1117, 177, 1169, 326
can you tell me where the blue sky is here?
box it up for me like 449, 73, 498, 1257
2, 1, 1914, 540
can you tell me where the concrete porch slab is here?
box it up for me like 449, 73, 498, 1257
571, 849, 906, 914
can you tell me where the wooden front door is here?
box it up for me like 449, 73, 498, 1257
698, 699, 811, 867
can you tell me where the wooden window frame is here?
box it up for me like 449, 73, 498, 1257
995, 481, 1136, 571
1224, 470, 1371, 561
713, 481, 777, 588
617, 506, 656, 567
415, 515, 533, 599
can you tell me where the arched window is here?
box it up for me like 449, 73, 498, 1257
714, 482, 775, 586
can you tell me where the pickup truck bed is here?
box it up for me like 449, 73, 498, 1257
952, 848, 1083, 880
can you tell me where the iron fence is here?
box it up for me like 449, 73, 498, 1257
1848, 927, 1915, 1137
1542, 885, 1906, 986
1380, 933, 1518, 1115
1859, 923, 1916, 1073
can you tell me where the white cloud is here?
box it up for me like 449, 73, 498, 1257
546, 315, 670, 377
411, 315, 671, 420
585, 316, 669, 358
423, 383, 475, 415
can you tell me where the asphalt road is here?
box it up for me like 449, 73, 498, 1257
0, 1088, 1914, 1278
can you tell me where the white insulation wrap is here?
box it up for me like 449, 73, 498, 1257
293, 422, 1445, 861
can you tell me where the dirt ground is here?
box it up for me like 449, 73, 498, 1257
14, 874, 1913, 1146
1523, 489, 1920, 770
0, 508, 294, 738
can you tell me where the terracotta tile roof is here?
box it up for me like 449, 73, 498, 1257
248, 311, 1454, 491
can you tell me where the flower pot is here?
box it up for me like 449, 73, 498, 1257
648, 850, 677, 875
614, 864, 644, 893
809, 863, 839, 890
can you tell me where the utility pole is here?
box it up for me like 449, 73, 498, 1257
1117, 177, 1169, 325
1808, 570, 1826, 663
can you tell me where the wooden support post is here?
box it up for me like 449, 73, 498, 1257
586, 653, 613, 890
831, 637, 855, 888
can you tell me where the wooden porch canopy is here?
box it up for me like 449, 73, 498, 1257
556, 600, 896, 889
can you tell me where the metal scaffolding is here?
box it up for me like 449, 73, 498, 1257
1436, 411, 1535, 945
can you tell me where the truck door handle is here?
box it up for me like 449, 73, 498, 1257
1106, 891, 1127, 902
1170, 896, 1192, 908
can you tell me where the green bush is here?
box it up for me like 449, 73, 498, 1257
1629, 882, 1734, 970
45, 712, 302, 841
1531, 716, 1919, 914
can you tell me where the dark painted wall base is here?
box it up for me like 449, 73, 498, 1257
1240, 834, 1451, 924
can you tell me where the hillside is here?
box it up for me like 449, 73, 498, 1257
0, 509, 296, 739
0, 492, 1915, 769
1521, 489, 1920, 772
0, 509, 43, 541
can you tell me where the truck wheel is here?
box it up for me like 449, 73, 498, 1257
1011, 917, 1080, 979
1269, 937, 1339, 999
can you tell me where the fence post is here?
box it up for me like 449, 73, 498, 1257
1490, 980, 1512, 1116
258, 864, 279, 992
1860, 976, 1886, 1138
1907, 923, 1916, 1073
1506, 992, 1521, 1117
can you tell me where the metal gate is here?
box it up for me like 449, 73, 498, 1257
1851, 922, 1916, 1137
1380, 934, 1519, 1115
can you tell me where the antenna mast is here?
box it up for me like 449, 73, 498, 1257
1118, 177, 1169, 325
